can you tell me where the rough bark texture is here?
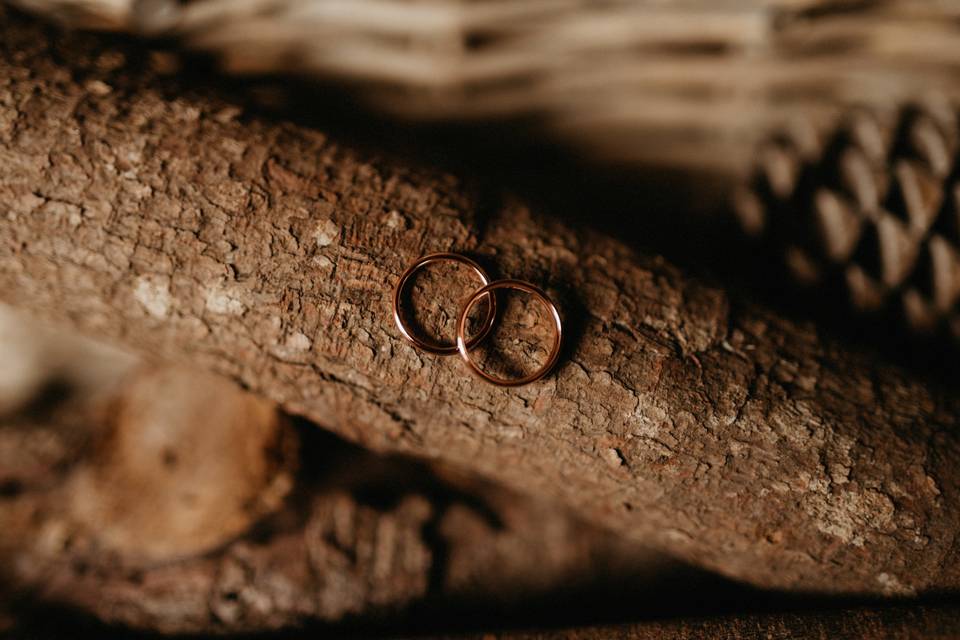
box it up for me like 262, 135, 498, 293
2, 7, 960, 618
0, 304, 673, 634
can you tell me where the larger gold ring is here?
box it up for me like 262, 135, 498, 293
393, 252, 497, 356
456, 279, 563, 387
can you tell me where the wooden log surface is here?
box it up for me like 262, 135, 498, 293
0, 303, 678, 634
2, 8, 960, 630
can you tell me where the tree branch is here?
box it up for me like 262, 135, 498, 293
1, 7, 959, 608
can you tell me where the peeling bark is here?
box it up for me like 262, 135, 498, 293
2, 7, 960, 613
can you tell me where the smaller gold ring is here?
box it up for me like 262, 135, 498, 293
393, 252, 497, 356
456, 279, 562, 387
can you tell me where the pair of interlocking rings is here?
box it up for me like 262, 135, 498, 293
392, 253, 563, 387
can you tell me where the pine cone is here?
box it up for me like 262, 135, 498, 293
735, 99, 960, 340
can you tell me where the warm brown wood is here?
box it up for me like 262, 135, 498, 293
0, 305, 668, 634
2, 9, 960, 628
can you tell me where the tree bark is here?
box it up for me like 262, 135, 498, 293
2, 6, 960, 608
0, 304, 672, 634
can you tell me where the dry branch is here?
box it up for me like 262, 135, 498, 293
2, 8, 960, 624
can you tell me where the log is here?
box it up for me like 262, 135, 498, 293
0, 304, 673, 634
4, 324, 948, 640
2, 7, 960, 623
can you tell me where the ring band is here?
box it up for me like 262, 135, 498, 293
456, 279, 563, 387
393, 252, 497, 356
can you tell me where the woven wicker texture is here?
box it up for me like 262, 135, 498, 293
11, 0, 960, 180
